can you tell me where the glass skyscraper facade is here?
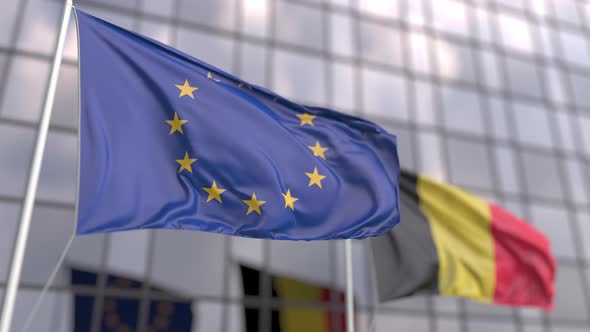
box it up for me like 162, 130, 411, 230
1, 0, 589, 331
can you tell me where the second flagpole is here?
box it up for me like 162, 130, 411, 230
345, 239, 355, 332
0, 0, 73, 331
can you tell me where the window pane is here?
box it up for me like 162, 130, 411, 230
374, 314, 430, 332
52, 64, 78, 129
37, 131, 77, 203
22, 206, 74, 284
1, 57, 50, 122
553, 0, 582, 26
409, 32, 432, 75
494, 145, 520, 194
505, 56, 542, 99
178, 0, 236, 31
467, 319, 516, 332
138, 20, 172, 45
383, 125, 414, 170
361, 68, 407, 121
177, 29, 234, 72
466, 298, 513, 317
194, 301, 222, 331
579, 115, 590, 155
442, 85, 484, 135
448, 138, 493, 190
435, 39, 476, 83
151, 231, 226, 297
530, 204, 576, 260
497, 13, 534, 54
550, 266, 589, 320
418, 132, 445, 181
554, 111, 576, 153
578, 212, 590, 263
0, 125, 34, 197
360, 21, 402, 67
414, 80, 436, 126
240, 42, 267, 86
331, 62, 356, 112
381, 295, 428, 311
273, 51, 326, 105
437, 318, 461, 332
479, 49, 502, 91
521, 150, 564, 201
13, 290, 69, 332
475, 8, 492, 43
495, 0, 525, 10
0, 203, 19, 283
406, 0, 425, 27
568, 72, 590, 109
559, 30, 590, 68
431, 0, 469, 38
357, 0, 398, 18
565, 158, 590, 206
330, 13, 354, 57
107, 230, 149, 277
16, 0, 61, 54
276, 2, 322, 50
488, 97, 510, 140
241, 0, 269, 38
0, 0, 19, 47
545, 67, 567, 105
142, 0, 175, 17
512, 101, 554, 149
270, 240, 332, 287
538, 24, 555, 58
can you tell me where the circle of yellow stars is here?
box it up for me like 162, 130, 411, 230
168, 73, 330, 217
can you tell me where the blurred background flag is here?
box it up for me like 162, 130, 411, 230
71, 268, 193, 331
370, 170, 556, 310
240, 265, 346, 332
74, 9, 400, 240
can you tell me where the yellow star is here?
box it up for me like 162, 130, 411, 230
207, 71, 221, 82
308, 141, 328, 160
281, 189, 299, 211
296, 113, 316, 126
176, 152, 197, 173
243, 193, 266, 215
203, 181, 226, 203
175, 80, 198, 99
165, 112, 188, 135
237, 82, 253, 90
306, 167, 326, 189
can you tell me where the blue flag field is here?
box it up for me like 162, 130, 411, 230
75, 9, 400, 240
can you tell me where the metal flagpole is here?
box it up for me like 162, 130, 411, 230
0, 0, 73, 331
345, 239, 355, 332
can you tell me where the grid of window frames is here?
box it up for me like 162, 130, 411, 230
1, 0, 590, 331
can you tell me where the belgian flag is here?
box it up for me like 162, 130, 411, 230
241, 265, 346, 332
371, 170, 556, 309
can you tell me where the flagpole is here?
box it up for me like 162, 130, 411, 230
0, 1, 73, 331
345, 239, 355, 332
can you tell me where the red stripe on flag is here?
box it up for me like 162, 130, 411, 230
490, 203, 556, 310
321, 289, 347, 332
321, 289, 333, 332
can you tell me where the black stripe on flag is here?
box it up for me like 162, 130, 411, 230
370, 170, 440, 300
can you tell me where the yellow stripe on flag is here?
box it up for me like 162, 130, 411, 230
417, 176, 495, 302
273, 276, 327, 332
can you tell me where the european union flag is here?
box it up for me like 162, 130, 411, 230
75, 9, 400, 240
71, 268, 193, 331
